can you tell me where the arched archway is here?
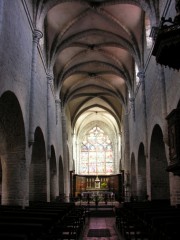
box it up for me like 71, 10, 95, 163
50, 145, 57, 201
29, 127, 47, 202
0, 91, 26, 205
150, 125, 170, 200
59, 156, 64, 201
137, 143, 147, 201
130, 153, 137, 200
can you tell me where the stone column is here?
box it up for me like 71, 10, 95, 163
118, 132, 122, 171
76, 139, 80, 174
46, 73, 54, 202
170, 173, 180, 206
61, 107, 70, 201
123, 111, 130, 172
1, 150, 28, 206
137, 71, 151, 196
158, 65, 168, 146
55, 97, 61, 125
137, 71, 148, 157
129, 97, 135, 121
72, 133, 76, 171
29, 29, 43, 145
114, 138, 119, 174
47, 73, 53, 158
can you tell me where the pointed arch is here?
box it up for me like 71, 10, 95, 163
150, 124, 170, 200
50, 145, 57, 201
30, 127, 47, 202
0, 91, 26, 205
59, 155, 64, 199
137, 142, 147, 200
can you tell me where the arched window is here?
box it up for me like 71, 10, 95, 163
80, 126, 113, 175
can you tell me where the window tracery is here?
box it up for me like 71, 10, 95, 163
80, 126, 113, 175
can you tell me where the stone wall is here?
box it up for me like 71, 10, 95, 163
0, 0, 64, 204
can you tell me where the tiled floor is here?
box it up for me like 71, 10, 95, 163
75, 201, 125, 240
79, 216, 124, 240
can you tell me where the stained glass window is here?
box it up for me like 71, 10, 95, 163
80, 126, 113, 175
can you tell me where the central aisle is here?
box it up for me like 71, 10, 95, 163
79, 217, 124, 240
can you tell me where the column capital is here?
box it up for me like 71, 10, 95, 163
137, 71, 145, 81
129, 97, 135, 102
33, 29, 43, 43
55, 98, 61, 104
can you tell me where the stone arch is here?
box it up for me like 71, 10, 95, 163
0, 91, 26, 205
150, 124, 170, 200
137, 143, 147, 201
36, 0, 156, 40
29, 127, 47, 202
50, 145, 57, 201
59, 156, 64, 200
130, 153, 137, 199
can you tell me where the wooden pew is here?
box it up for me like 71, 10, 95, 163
115, 201, 180, 240
0, 222, 44, 240
0, 233, 28, 240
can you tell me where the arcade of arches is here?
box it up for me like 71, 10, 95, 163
0, 0, 180, 207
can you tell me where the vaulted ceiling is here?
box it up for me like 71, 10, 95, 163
34, 0, 158, 134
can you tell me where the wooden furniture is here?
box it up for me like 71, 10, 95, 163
166, 108, 180, 176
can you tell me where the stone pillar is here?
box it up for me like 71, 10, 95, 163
113, 139, 118, 174
137, 71, 151, 196
115, 139, 117, 174
47, 73, 53, 158
123, 111, 130, 172
118, 132, 122, 171
137, 174, 146, 200
158, 65, 168, 147
1, 150, 28, 206
119, 132, 122, 162
170, 173, 180, 206
137, 71, 148, 157
46, 73, 54, 202
55, 97, 61, 125
76, 139, 80, 174
69, 134, 73, 171
72, 134, 76, 171
129, 97, 135, 121
61, 107, 70, 201
29, 29, 43, 145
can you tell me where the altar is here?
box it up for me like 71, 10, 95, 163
81, 191, 114, 202
73, 173, 124, 200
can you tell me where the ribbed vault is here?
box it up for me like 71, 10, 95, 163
32, 0, 159, 170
